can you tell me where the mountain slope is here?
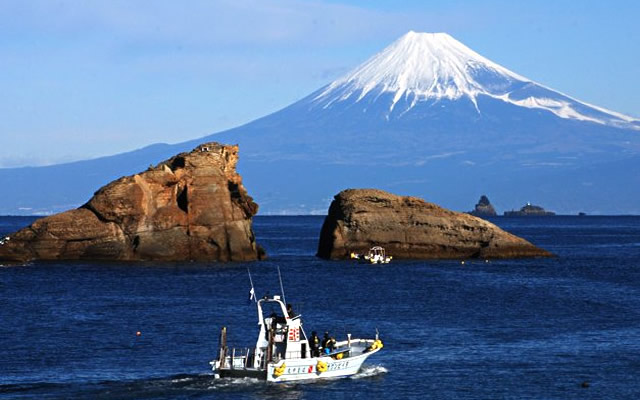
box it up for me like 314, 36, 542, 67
312, 31, 639, 129
1, 31, 639, 215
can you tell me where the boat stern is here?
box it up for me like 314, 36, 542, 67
210, 359, 221, 378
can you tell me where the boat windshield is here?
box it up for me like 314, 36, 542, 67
261, 302, 286, 320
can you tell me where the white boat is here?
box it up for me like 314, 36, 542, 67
364, 246, 392, 264
210, 294, 383, 382
350, 246, 393, 264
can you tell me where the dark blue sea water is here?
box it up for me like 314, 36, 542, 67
1, 215, 640, 399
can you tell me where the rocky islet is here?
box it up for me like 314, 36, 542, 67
468, 195, 497, 217
0, 143, 265, 263
1, 146, 555, 263
317, 189, 552, 260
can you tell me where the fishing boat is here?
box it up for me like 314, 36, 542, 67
350, 246, 393, 264
210, 293, 383, 382
364, 246, 392, 264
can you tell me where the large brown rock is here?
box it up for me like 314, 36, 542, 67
317, 189, 552, 260
0, 143, 265, 262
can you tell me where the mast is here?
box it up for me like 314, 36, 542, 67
218, 326, 227, 364
247, 268, 258, 304
277, 265, 286, 305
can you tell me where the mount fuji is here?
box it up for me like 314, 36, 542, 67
313, 32, 638, 130
1, 31, 639, 215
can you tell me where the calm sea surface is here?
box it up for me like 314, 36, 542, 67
1, 215, 640, 399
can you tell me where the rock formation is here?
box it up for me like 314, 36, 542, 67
0, 143, 265, 263
504, 202, 556, 216
317, 189, 552, 260
468, 195, 497, 217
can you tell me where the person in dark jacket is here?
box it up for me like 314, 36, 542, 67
286, 303, 296, 318
321, 332, 330, 354
310, 331, 320, 357
328, 337, 337, 353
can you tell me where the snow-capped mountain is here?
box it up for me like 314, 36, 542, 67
1, 31, 639, 215
312, 31, 639, 129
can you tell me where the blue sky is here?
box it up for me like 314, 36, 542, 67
1, 0, 638, 167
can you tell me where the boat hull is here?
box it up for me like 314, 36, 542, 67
267, 351, 376, 382
218, 369, 267, 380
212, 347, 380, 383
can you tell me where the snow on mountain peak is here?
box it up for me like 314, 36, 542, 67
314, 30, 526, 113
312, 31, 639, 129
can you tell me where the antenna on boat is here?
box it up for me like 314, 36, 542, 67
247, 268, 257, 304
277, 265, 286, 305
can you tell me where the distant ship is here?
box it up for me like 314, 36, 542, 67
504, 202, 556, 216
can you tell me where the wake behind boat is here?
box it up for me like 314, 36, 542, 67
210, 292, 383, 382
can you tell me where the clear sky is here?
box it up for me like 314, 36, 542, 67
1, 0, 638, 167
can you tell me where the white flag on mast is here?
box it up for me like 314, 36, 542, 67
247, 268, 257, 304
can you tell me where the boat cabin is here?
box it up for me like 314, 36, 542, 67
254, 295, 309, 366
215, 295, 310, 372
364, 246, 392, 264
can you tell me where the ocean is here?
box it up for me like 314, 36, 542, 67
1, 215, 640, 399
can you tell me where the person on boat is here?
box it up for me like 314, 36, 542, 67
328, 337, 337, 353
286, 303, 296, 318
321, 332, 330, 353
310, 331, 320, 357
269, 312, 278, 330
269, 312, 286, 331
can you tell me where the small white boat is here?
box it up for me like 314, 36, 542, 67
364, 246, 392, 264
350, 246, 393, 264
210, 294, 383, 382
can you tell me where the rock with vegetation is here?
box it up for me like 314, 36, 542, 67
317, 189, 552, 260
0, 143, 265, 263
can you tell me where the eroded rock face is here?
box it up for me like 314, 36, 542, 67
0, 143, 265, 262
317, 189, 552, 260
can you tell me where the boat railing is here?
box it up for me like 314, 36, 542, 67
267, 350, 307, 362
284, 350, 304, 359
221, 347, 255, 369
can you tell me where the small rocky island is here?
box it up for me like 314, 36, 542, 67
504, 202, 556, 216
317, 189, 552, 260
0, 143, 265, 263
468, 195, 497, 217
